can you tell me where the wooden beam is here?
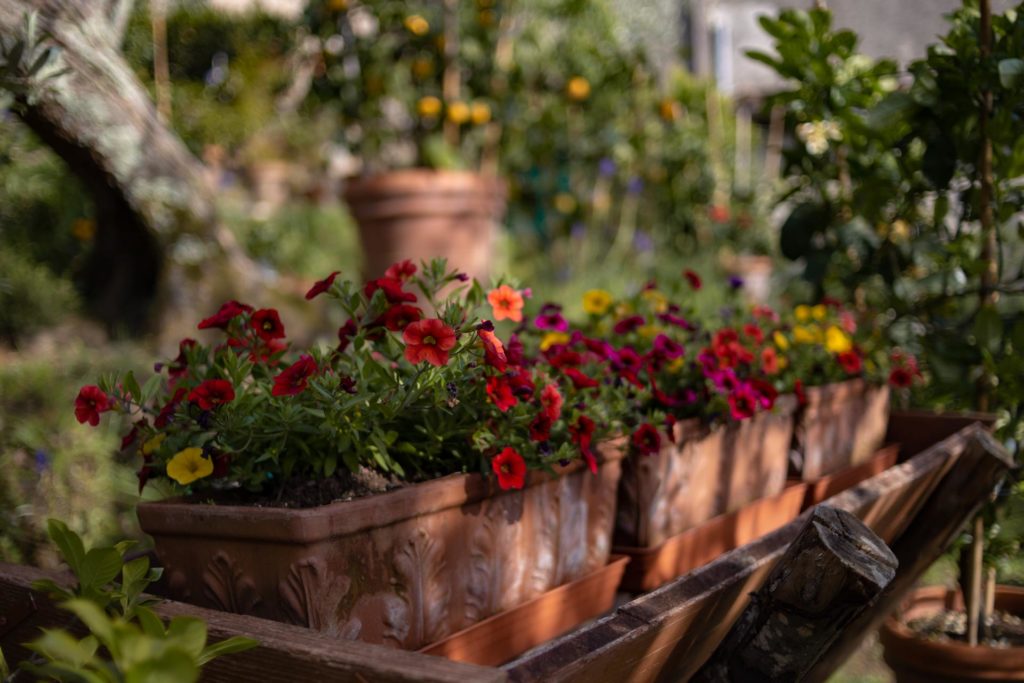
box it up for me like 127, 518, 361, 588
691, 506, 896, 682
804, 428, 1013, 682
0, 562, 506, 683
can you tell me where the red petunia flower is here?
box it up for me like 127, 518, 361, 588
403, 318, 457, 367
889, 367, 913, 389
155, 388, 187, 428
337, 319, 358, 352
837, 350, 863, 375
683, 269, 702, 290
272, 355, 317, 397
188, 379, 235, 410
385, 259, 417, 281
570, 415, 598, 474
478, 326, 508, 372
529, 412, 553, 442
563, 367, 600, 390
383, 304, 423, 332
761, 346, 780, 376
492, 447, 527, 490
541, 384, 563, 422
742, 324, 764, 345
251, 308, 286, 342
547, 349, 582, 369
794, 379, 808, 407
505, 334, 525, 366
198, 300, 253, 330
708, 204, 731, 224
728, 387, 758, 420
631, 423, 662, 456
365, 277, 417, 304
613, 315, 645, 334
305, 271, 340, 300
167, 338, 197, 385
74, 385, 111, 426
750, 378, 778, 410
507, 366, 536, 398
486, 375, 518, 412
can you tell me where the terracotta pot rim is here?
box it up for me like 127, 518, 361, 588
880, 585, 1024, 673
344, 168, 506, 196
802, 378, 884, 403
137, 443, 626, 544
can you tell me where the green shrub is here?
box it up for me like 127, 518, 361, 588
0, 246, 79, 346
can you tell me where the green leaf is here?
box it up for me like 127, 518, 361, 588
62, 599, 115, 646
135, 607, 166, 638
141, 374, 164, 406
166, 617, 207, 659
974, 306, 1003, 354
780, 203, 827, 260
47, 518, 85, 575
1, 644, 9, 678
998, 58, 1024, 88
80, 547, 123, 590
123, 649, 200, 683
197, 636, 259, 666
124, 371, 142, 403
25, 628, 98, 667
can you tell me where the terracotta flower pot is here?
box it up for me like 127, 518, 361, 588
137, 449, 624, 651
343, 169, 506, 282
613, 396, 797, 548
793, 379, 891, 481
880, 585, 1024, 682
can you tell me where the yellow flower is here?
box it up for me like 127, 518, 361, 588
666, 357, 685, 373
540, 332, 570, 351
582, 289, 613, 315
142, 433, 166, 456
777, 356, 789, 370
470, 101, 491, 125
446, 100, 470, 124
553, 192, 577, 214
658, 99, 680, 122
417, 96, 442, 118
811, 304, 827, 321
824, 326, 853, 354
404, 14, 429, 36
166, 447, 213, 486
795, 305, 812, 322
566, 76, 590, 101
773, 331, 790, 351
792, 325, 819, 345
638, 324, 660, 339
641, 289, 669, 313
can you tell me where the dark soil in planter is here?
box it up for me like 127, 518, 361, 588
908, 609, 1024, 648
188, 466, 405, 508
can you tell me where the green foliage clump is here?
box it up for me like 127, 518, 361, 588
0, 246, 79, 346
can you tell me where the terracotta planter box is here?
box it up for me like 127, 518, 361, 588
614, 481, 807, 593
880, 585, 1024, 682
793, 379, 891, 481
614, 396, 797, 548
137, 450, 624, 651
343, 169, 506, 283
420, 555, 629, 667
794, 443, 900, 509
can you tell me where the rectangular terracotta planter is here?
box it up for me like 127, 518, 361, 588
614, 481, 807, 593
793, 379, 890, 481
136, 448, 625, 651
420, 555, 630, 667
613, 396, 797, 548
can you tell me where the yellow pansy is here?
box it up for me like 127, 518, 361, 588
470, 101, 491, 125
417, 96, 442, 118
166, 447, 213, 486
446, 101, 470, 124
792, 325, 819, 345
811, 304, 827, 320
404, 14, 429, 35
142, 433, 166, 456
566, 76, 590, 101
824, 326, 853, 354
641, 289, 669, 313
773, 331, 790, 351
795, 305, 812, 322
582, 289, 613, 315
540, 332, 570, 351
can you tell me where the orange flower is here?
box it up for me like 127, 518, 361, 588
487, 285, 524, 322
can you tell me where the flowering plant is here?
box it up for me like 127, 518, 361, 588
74, 260, 619, 500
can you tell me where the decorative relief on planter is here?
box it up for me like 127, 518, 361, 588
279, 557, 350, 632
393, 526, 451, 646
202, 551, 262, 615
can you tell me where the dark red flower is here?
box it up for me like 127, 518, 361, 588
383, 304, 423, 332
547, 349, 582, 369
74, 385, 111, 426
889, 367, 913, 389
338, 375, 358, 394
198, 300, 253, 330
492, 447, 527, 490
137, 465, 153, 494
683, 269, 702, 290
337, 319, 358, 351
249, 338, 287, 365
563, 367, 600, 390
305, 271, 340, 299
631, 423, 662, 456
251, 308, 286, 342
665, 414, 677, 444
728, 387, 758, 420
365, 277, 417, 304
749, 378, 778, 410
403, 318, 457, 366
651, 334, 685, 361
155, 388, 187, 428
794, 379, 808, 407
529, 412, 553, 442
272, 355, 317, 397
486, 375, 517, 412
657, 311, 691, 329
506, 367, 536, 398
167, 338, 197, 384
505, 334, 525, 367
188, 379, 235, 410
742, 324, 764, 345
212, 451, 231, 478
613, 315, 645, 334
478, 326, 508, 372
541, 384, 563, 422
385, 259, 417, 281
837, 350, 863, 375
570, 415, 598, 474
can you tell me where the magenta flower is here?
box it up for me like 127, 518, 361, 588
613, 315, 645, 334
651, 334, 685, 360
534, 303, 569, 331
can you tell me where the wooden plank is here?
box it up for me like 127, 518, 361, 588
503, 423, 980, 683
0, 562, 506, 683
886, 410, 996, 457
692, 506, 897, 682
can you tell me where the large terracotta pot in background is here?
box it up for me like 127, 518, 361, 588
881, 585, 1024, 682
792, 379, 890, 481
613, 397, 797, 548
137, 449, 623, 651
343, 169, 506, 282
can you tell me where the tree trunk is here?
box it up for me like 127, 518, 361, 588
0, 0, 240, 335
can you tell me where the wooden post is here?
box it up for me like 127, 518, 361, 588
692, 506, 897, 682
805, 429, 1013, 681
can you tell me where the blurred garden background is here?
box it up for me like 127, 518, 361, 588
1, 0, 1023, 679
